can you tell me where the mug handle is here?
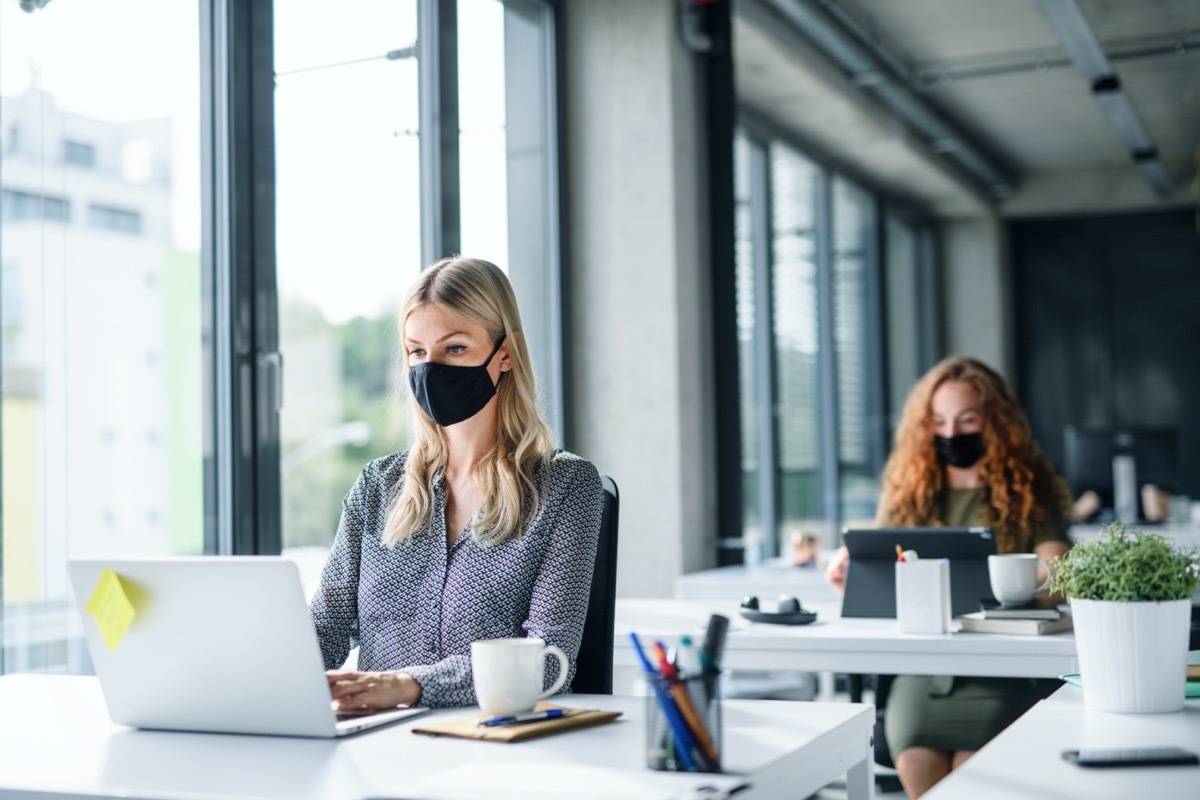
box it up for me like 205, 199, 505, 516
1035, 558, 1054, 594
536, 644, 570, 700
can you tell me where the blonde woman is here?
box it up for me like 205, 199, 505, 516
311, 257, 604, 710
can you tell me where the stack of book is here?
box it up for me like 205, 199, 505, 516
958, 598, 1073, 635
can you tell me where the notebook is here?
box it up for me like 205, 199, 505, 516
67, 557, 429, 738
958, 611, 1073, 636
978, 598, 1062, 620
841, 527, 997, 618
412, 702, 622, 742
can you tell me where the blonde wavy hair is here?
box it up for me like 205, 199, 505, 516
878, 356, 1071, 553
382, 257, 555, 548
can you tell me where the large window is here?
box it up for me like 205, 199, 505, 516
273, 0, 563, 587
273, 1, 422, 581
458, 0, 563, 436
734, 126, 909, 554
1, 0, 204, 673
2, 0, 564, 673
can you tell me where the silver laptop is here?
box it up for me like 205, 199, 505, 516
67, 557, 429, 738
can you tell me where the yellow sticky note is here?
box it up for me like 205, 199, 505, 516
85, 568, 137, 653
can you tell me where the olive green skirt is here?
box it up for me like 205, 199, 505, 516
885, 675, 1060, 756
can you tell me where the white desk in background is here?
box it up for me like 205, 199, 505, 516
675, 558, 841, 604
923, 685, 1200, 800
616, 599, 1079, 679
0, 674, 877, 800
678, 526, 1200, 606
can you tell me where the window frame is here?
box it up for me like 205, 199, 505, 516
236, 0, 567, 554
730, 109, 926, 554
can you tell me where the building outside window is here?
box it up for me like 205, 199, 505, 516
88, 203, 143, 235
63, 139, 96, 168
2, 189, 70, 223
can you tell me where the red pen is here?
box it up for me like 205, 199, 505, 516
896, 544, 906, 562
651, 641, 719, 767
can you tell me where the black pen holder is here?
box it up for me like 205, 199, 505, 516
644, 673, 722, 773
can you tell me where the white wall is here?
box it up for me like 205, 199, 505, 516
562, 0, 717, 598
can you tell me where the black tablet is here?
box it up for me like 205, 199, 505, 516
841, 527, 997, 618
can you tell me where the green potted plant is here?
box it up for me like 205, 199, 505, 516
1050, 522, 1200, 713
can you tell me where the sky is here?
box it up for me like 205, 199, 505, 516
1, 0, 510, 325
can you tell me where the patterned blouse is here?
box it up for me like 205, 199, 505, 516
310, 449, 604, 708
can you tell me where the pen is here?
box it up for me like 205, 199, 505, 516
653, 640, 718, 768
630, 632, 698, 771
479, 708, 567, 727
677, 634, 702, 678
700, 614, 729, 672
896, 544, 906, 562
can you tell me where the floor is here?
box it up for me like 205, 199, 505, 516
813, 776, 907, 799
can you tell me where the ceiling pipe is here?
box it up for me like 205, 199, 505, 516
762, 0, 1015, 201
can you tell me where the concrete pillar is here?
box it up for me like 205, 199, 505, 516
941, 214, 1013, 378
562, 0, 717, 597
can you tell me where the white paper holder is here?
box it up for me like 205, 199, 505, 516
895, 559, 952, 634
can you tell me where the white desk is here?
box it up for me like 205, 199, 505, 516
676, 559, 841, 604
923, 685, 1200, 800
0, 674, 877, 800
616, 599, 1079, 678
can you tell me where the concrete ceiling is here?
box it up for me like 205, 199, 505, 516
734, 0, 1200, 217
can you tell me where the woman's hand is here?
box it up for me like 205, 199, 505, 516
326, 669, 422, 711
825, 545, 850, 594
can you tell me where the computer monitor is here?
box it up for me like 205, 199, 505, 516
1063, 425, 1179, 523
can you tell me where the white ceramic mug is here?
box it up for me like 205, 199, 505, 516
471, 638, 569, 716
988, 553, 1053, 605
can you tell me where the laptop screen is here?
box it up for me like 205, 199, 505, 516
841, 527, 997, 618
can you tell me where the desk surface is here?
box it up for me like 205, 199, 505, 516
923, 685, 1200, 800
0, 674, 876, 800
675, 558, 841, 604
617, 598, 1079, 678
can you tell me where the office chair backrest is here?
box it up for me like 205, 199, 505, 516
571, 475, 620, 695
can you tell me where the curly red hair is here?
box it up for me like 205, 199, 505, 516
878, 357, 1070, 553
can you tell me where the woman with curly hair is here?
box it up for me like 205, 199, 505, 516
825, 356, 1071, 798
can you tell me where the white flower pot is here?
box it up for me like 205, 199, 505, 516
1069, 597, 1191, 713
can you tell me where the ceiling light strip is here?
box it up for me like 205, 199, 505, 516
1036, 0, 1174, 198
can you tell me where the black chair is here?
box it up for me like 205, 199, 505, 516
847, 673, 903, 793
570, 475, 620, 695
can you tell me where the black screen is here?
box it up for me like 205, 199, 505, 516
1064, 425, 1179, 517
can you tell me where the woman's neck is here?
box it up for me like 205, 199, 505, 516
945, 464, 981, 490
442, 399, 500, 479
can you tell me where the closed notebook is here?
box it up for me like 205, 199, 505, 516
978, 598, 1062, 620
412, 703, 622, 743
958, 611, 1073, 635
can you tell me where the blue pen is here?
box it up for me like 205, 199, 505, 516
630, 632, 699, 771
479, 708, 567, 727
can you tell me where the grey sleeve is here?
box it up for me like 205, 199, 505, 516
309, 470, 369, 670
403, 460, 604, 708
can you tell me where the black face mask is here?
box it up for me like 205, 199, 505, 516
935, 432, 985, 469
408, 336, 505, 427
